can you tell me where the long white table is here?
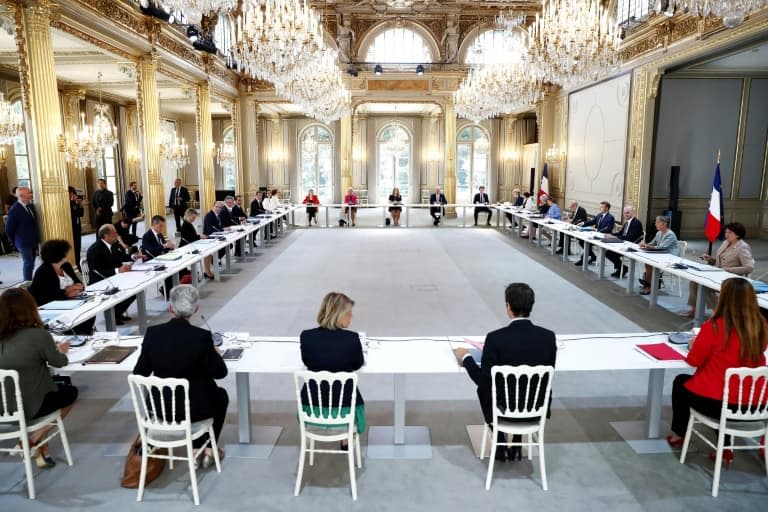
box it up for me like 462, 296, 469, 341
60, 331, 689, 459
302, 203, 496, 228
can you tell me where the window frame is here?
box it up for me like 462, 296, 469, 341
364, 27, 433, 64
376, 122, 411, 204
456, 125, 491, 204
299, 124, 334, 204
11, 101, 30, 189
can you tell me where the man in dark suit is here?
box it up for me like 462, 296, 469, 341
123, 181, 142, 236
168, 178, 190, 232
249, 192, 273, 239
86, 224, 136, 324
68, 186, 84, 265
505, 189, 524, 226
454, 283, 557, 462
575, 201, 616, 266
5, 186, 39, 281
91, 178, 114, 232
141, 215, 176, 299
606, 205, 644, 277
473, 186, 493, 226
429, 186, 448, 226
556, 200, 588, 255
232, 195, 247, 221
133, 285, 228, 466
203, 201, 225, 236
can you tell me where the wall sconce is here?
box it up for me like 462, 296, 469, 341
425, 148, 440, 163
502, 149, 519, 161
545, 144, 565, 165
268, 148, 284, 163
127, 151, 140, 167
352, 147, 366, 162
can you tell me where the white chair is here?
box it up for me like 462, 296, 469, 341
480, 365, 555, 491
79, 257, 90, 285
679, 367, 768, 497
0, 370, 74, 499
127, 375, 221, 506
294, 371, 361, 500
664, 240, 688, 296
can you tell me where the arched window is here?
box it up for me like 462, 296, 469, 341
11, 101, 30, 188
220, 126, 236, 190
94, 107, 119, 212
365, 28, 432, 63
300, 125, 333, 204
377, 123, 410, 203
456, 125, 490, 204
464, 29, 525, 66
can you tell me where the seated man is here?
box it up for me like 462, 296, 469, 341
541, 196, 561, 242
575, 201, 615, 266
473, 186, 492, 226
429, 186, 447, 226
223, 195, 246, 256
606, 205, 644, 278
556, 200, 588, 255
141, 215, 176, 299
133, 285, 228, 468
453, 283, 557, 462
504, 188, 524, 226
86, 224, 138, 325
250, 191, 273, 239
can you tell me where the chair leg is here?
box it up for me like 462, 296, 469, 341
209, 428, 221, 473
711, 430, 726, 497
679, 416, 695, 463
294, 432, 306, 497
538, 435, 548, 491
485, 439, 498, 490
187, 440, 200, 506
136, 439, 149, 502
168, 447, 174, 470
348, 436, 357, 501
480, 425, 489, 460
355, 433, 362, 468
56, 416, 74, 466
309, 438, 315, 466
527, 434, 533, 460
20, 434, 35, 499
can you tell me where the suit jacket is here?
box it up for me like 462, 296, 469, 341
513, 196, 524, 207
463, 319, 557, 424
91, 188, 114, 212
141, 229, 169, 259
203, 210, 224, 236
299, 327, 365, 407
5, 201, 39, 249
114, 221, 139, 246
220, 207, 235, 227
249, 199, 266, 217
70, 200, 83, 232
133, 317, 228, 423
123, 190, 142, 217
168, 186, 190, 210
714, 239, 754, 276
570, 206, 588, 225
584, 211, 615, 233
30, 262, 82, 307
430, 193, 447, 215
86, 240, 130, 285
473, 192, 490, 206
231, 204, 247, 222
615, 217, 643, 243
179, 221, 200, 247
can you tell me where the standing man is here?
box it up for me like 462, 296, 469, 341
429, 186, 447, 226
473, 186, 492, 226
606, 206, 644, 277
68, 186, 84, 264
91, 178, 114, 232
453, 283, 557, 462
575, 201, 615, 266
5, 186, 39, 281
168, 178, 190, 232
123, 181, 143, 236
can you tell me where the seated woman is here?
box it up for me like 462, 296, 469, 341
343, 188, 359, 227
30, 239, 95, 334
685, 222, 754, 317
667, 278, 767, 465
303, 189, 319, 226
638, 215, 679, 295
299, 292, 365, 449
114, 217, 140, 248
133, 285, 228, 468
388, 187, 402, 226
0, 288, 78, 468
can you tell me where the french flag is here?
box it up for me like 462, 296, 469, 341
537, 164, 549, 205
703, 161, 724, 242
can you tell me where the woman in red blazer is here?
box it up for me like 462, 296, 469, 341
303, 189, 320, 226
667, 278, 767, 464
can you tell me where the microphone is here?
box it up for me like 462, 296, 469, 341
91, 269, 120, 295
200, 314, 223, 346
180, 236, 200, 254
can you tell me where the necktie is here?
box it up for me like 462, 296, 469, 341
156, 232, 163, 247
25, 205, 34, 219
176, 188, 180, 205
623, 221, 630, 237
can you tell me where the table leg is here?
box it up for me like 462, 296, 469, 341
598, 247, 606, 279
626, 260, 636, 295
104, 308, 116, 331
213, 250, 221, 280
694, 285, 706, 327
645, 369, 665, 438
649, 266, 660, 307
325, 206, 329, 228
191, 261, 199, 288
237, 372, 252, 444
551, 231, 557, 255
394, 374, 405, 444
496, 210, 501, 228
136, 291, 147, 335
536, 227, 543, 248
582, 244, 589, 272
405, 206, 409, 228
225, 245, 232, 273
172, 273, 180, 287
562, 234, 570, 262
462, 206, 467, 228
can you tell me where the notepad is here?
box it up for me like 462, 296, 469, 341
84, 345, 136, 364
636, 343, 686, 361
155, 253, 183, 261
39, 300, 85, 310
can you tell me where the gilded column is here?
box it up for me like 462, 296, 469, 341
340, 114, 352, 197
443, 100, 456, 213
121, 104, 141, 191
136, 54, 164, 222
238, 93, 259, 202
19, 0, 72, 248
625, 66, 658, 223
230, 99, 245, 198
196, 80, 215, 212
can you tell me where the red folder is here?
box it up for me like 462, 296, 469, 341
636, 343, 686, 361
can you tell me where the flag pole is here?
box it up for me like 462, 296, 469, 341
707, 148, 721, 257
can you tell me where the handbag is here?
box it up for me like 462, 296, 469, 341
120, 434, 167, 488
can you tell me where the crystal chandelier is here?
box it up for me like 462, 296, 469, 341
474, 136, 490, 155
495, 10, 525, 33
301, 132, 318, 155
528, 0, 622, 89
657, 0, 767, 28
61, 72, 117, 170
216, 141, 235, 165
385, 129, 408, 154
0, 93, 23, 145
160, 135, 190, 170
161, 0, 235, 24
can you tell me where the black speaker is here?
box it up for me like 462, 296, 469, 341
669, 166, 680, 211
663, 209, 682, 239
529, 168, 536, 195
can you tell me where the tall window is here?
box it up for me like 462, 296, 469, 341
377, 123, 410, 203
300, 125, 333, 204
221, 126, 236, 190
365, 28, 432, 63
97, 144, 119, 212
11, 101, 30, 188
214, 15, 233, 62
456, 126, 490, 204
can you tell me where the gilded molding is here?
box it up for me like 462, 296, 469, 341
49, 19, 135, 61
157, 32, 202, 67
10, 1, 30, 115
625, 68, 649, 213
